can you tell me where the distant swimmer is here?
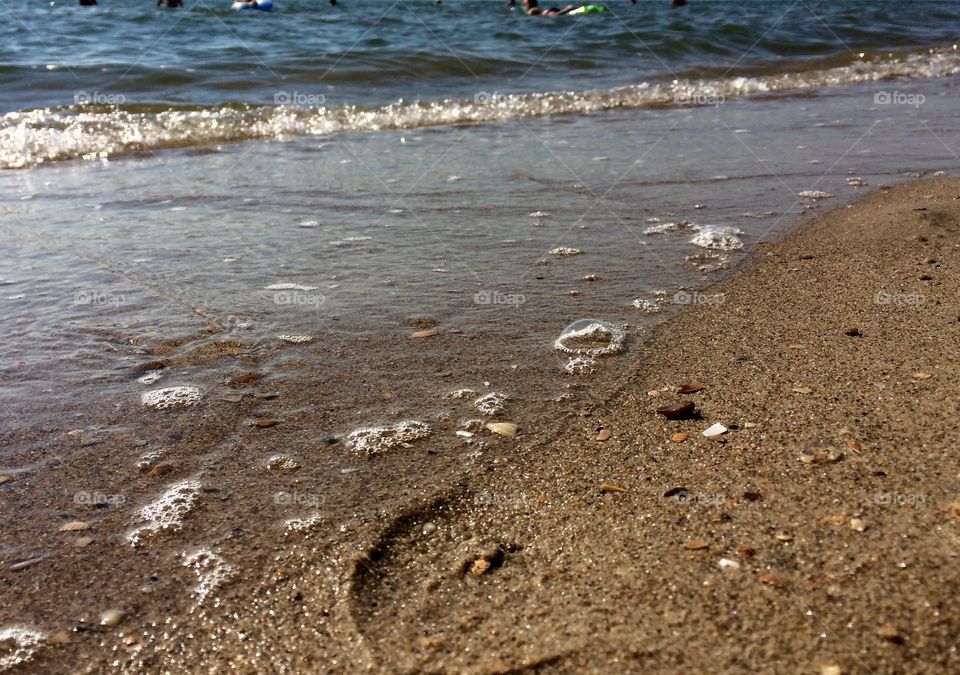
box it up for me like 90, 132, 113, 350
156, 0, 183, 6
672, 0, 688, 6
79, 0, 97, 5
521, 0, 575, 16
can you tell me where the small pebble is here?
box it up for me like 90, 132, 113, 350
58, 521, 89, 532
845, 327, 862, 337
775, 531, 793, 542
47, 631, 70, 645
759, 573, 785, 588
410, 328, 439, 338
73, 537, 93, 548
470, 559, 491, 576
0, 475, 10, 485
100, 609, 125, 627
422, 522, 437, 536
718, 558, 741, 570
877, 623, 904, 643
676, 382, 705, 394
255, 418, 278, 428
147, 463, 173, 477
819, 666, 842, 675
596, 429, 611, 442
913, 372, 932, 380
684, 540, 709, 551
792, 386, 813, 394
600, 483, 627, 493
850, 518, 867, 532
671, 433, 688, 443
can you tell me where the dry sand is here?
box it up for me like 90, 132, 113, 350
5, 178, 960, 673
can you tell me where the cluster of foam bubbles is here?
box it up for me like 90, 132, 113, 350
554, 319, 626, 357
128, 479, 202, 546
346, 420, 432, 455
643, 221, 699, 236
689, 226, 744, 252
446, 388, 477, 400
564, 355, 598, 375
141, 385, 203, 409
798, 190, 834, 199
137, 370, 163, 385
264, 282, 318, 291
631, 298, 661, 314
3, 46, 959, 168
474, 392, 508, 416
284, 513, 324, 533
182, 548, 235, 605
277, 334, 313, 344
0, 626, 45, 670
549, 247, 582, 256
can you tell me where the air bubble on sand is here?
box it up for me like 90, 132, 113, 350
141, 386, 202, 409
798, 190, 833, 199
529, 211, 550, 218
277, 334, 313, 344
264, 282, 318, 291
346, 420, 432, 455
549, 247, 582, 256
446, 388, 477, 400
330, 236, 373, 246
137, 370, 163, 385
0, 625, 45, 670
128, 479, 202, 546
565, 355, 598, 375
474, 392, 508, 416
555, 319, 625, 357
447, 175, 463, 182
632, 298, 661, 314
298, 219, 319, 228
182, 548, 235, 605
690, 226, 744, 251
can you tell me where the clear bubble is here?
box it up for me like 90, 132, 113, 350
554, 319, 625, 357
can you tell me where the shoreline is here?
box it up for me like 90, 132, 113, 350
4, 178, 960, 673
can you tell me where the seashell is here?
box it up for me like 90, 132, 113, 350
702, 423, 727, 439
485, 422, 518, 438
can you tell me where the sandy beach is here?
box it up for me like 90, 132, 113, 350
4, 176, 958, 673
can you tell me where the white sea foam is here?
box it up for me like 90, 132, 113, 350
128, 479, 202, 546
141, 385, 202, 409
182, 548, 235, 604
0, 625, 45, 670
689, 226, 744, 251
346, 420, 432, 455
474, 392, 509, 416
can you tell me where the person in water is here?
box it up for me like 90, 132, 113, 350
521, 0, 575, 16
156, 0, 182, 7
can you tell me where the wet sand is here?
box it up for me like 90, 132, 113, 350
4, 178, 960, 673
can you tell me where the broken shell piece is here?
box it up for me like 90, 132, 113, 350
485, 422, 518, 438
58, 521, 89, 532
676, 382, 705, 394
702, 423, 728, 439
409, 328, 439, 338
850, 518, 867, 532
718, 558, 741, 570
671, 433, 688, 443
596, 429, 611, 441
600, 483, 627, 493
455, 430, 474, 438
657, 401, 697, 420
684, 540, 709, 551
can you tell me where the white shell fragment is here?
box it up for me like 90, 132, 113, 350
703, 423, 728, 439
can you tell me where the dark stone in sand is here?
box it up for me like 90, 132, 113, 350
255, 418, 277, 428
676, 382, 705, 394
656, 400, 697, 420
230, 371, 261, 387
130, 360, 165, 375
845, 327, 863, 337
742, 491, 763, 502
663, 487, 688, 499
322, 435, 338, 445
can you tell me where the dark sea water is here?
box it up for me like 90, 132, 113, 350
1, 0, 959, 166
1, 2, 959, 669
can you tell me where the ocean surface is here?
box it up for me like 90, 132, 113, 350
1, 1, 959, 669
